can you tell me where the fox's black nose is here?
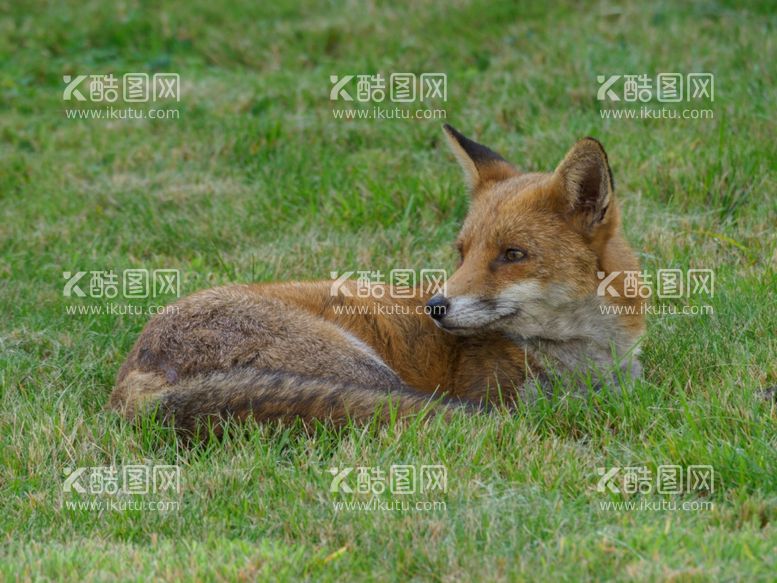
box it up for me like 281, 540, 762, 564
426, 295, 449, 320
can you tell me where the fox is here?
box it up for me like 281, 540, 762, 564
108, 124, 646, 435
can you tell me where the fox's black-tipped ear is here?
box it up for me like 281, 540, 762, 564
553, 137, 614, 228
442, 124, 517, 191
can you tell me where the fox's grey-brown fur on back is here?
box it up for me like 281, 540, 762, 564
110, 285, 466, 435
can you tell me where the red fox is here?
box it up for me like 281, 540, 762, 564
109, 125, 646, 434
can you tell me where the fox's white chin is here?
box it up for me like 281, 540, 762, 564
432, 300, 518, 336
431, 281, 604, 340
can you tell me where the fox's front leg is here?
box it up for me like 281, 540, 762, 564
518, 337, 643, 400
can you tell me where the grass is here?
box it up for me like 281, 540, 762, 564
1, 0, 776, 580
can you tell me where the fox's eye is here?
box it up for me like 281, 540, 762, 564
503, 248, 527, 262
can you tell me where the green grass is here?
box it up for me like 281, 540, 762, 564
1, 0, 776, 580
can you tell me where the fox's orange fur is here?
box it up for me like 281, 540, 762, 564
109, 125, 646, 435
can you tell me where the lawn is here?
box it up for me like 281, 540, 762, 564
1, 0, 776, 580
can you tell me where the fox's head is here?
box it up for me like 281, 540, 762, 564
428, 125, 645, 348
